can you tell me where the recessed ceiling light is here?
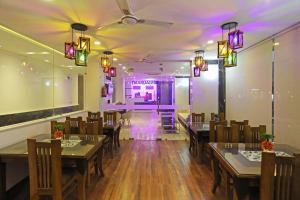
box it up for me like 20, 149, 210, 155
94, 41, 101, 45
44, 59, 50, 63
118, 63, 122, 66
274, 42, 279, 46
122, 66, 126, 70
26, 52, 35, 55
41, 51, 49, 54
207, 40, 214, 44
113, 58, 118, 61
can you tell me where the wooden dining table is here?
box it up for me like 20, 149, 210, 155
0, 134, 107, 200
189, 122, 210, 162
209, 142, 300, 200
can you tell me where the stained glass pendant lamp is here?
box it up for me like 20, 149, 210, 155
201, 60, 208, 71
65, 23, 90, 66
75, 49, 88, 66
224, 48, 237, 67
194, 50, 204, 68
228, 23, 243, 49
78, 37, 90, 53
65, 42, 76, 59
194, 67, 200, 77
101, 50, 113, 73
109, 67, 116, 77
218, 22, 240, 58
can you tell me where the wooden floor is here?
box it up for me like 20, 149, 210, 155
87, 140, 225, 200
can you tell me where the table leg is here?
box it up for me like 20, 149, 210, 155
109, 134, 114, 158
76, 160, 88, 200
189, 133, 192, 152
96, 146, 104, 177
233, 178, 250, 200
0, 161, 6, 200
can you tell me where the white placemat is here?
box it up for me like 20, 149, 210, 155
239, 150, 291, 162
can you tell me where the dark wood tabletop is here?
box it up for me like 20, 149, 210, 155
209, 142, 300, 178
0, 134, 107, 160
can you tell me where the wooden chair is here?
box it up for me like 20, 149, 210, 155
66, 117, 82, 134
209, 120, 228, 142
88, 111, 101, 120
79, 121, 104, 186
260, 152, 300, 200
219, 112, 225, 121
244, 125, 266, 143
104, 112, 117, 124
87, 117, 104, 135
50, 121, 70, 136
192, 113, 205, 123
27, 139, 84, 200
230, 120, 249, 142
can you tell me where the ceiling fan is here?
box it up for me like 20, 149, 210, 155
98, 0, 173, 30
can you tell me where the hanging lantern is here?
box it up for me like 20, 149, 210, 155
64, 23, 90, 66
194, 50, 204, 68
194, 67, 200, 77
103, 66, 110, 73
201, 60, 208, 71
228, 30, 244, 49
217, 40, 229, 58
64, 42, 76, 59
78, 37, 90, 53
101, 56, 110, 68
224, 48, 237, 67
75, 49, 88, 66
109, 67, 116, 77
218, 22, 242, 58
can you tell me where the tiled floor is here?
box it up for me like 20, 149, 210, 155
120, 111, 189, 141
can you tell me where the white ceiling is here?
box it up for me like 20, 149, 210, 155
0, 0, 300, 75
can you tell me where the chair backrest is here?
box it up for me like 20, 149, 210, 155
27, 139, 62, 200
244, 125, 266, 143
66, 117, 82, 134
209, 120, 227, 142
230, 123, 240, 143
50, 121, 70, 135
87, 117, 103, 135
192, 113, 205, 123
211, 113, 216, 121
88, 111, 101, 120
79, 120, 99, 135
216, 125, 231, 142
230, 120, 249, 142
260, 152, 300, 200
104, 112, 117, 123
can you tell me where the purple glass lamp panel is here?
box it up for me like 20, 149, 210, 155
65, 42, 76, 59
132, 86, 141, 90
194, 67, 200, 77
228, 30, 244, 49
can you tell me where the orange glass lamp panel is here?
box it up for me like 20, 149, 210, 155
101, 57, 110, 68
78, 37, 90, 53
103, 66, 110, 73
218, 40, 229, 58
201, 60, 208, 71
194, 56, 203, 68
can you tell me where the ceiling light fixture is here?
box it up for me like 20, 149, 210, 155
113, 57, 118, 61
65, 23, 90, 66
94, 41, 101, 45
207, 40, 214, 44
194, 50, 204, 68
224, 49, 237, 67
194, 67, 200, 77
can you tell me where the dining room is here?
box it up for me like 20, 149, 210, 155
0, 0, 300, 200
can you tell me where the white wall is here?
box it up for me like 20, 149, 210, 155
191, 64, 219, 120
85, 60, 101, 112
274, 26, 300, 147
175, 77, 189, 109
226, 41, 273, 133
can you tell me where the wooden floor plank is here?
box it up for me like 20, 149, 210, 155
87, 140, 225, 200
